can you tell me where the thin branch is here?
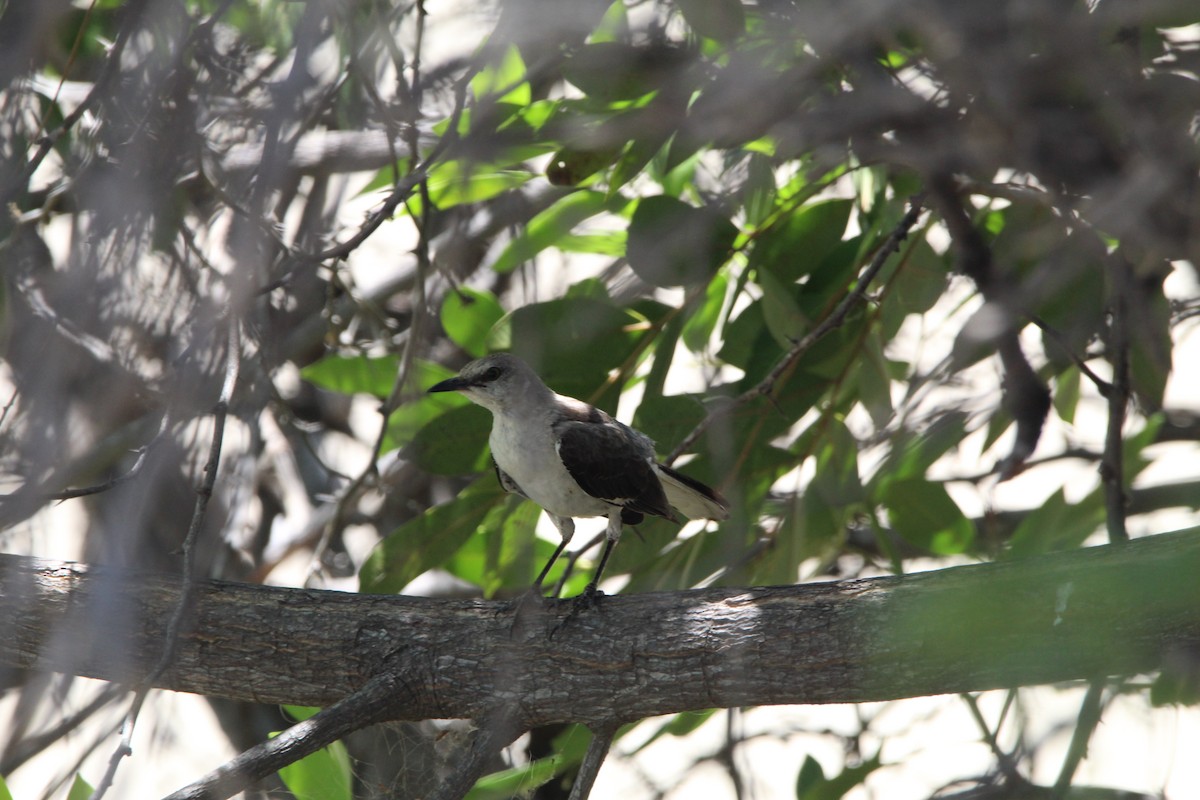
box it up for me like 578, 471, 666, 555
568, 725, 618, 800
8, 0, 150, 203
161, 671, 411, 800
0, 683, 126, 775
1027, 314, 1111, 395
1101, 257, 1132, 543
89, 317, 241, 800
43, 412, 170, 501
666, 193, 926, 464
1051, 680, 1106, 799
300, 73, 469, 265
960, 692, 1024, 785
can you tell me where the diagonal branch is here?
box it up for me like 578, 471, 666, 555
666, 193, 925, 464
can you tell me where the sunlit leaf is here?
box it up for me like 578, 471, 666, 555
472, 44, 531, 106
681, 271, 728, 352
302, 354, 399, 397
277, 741, 352, 800
491, 190, 628, 272
441, 287, 505, 357
66, 776, 94, 800
426, 163, 533, 210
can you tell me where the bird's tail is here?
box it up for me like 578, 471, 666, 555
656, 464, 730, 521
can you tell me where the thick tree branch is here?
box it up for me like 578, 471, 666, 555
2, 529, 1198, 731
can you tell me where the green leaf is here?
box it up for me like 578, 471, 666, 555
1129, 281, 1172, 410
743, 151, 777, 227
888, 238, 948, 317
1151, 667, 1200, 707
1053, 364, 1081, 425
677, 0, 746, 43
627, 710, 719, 755
441, 287, 505, 357
796, 756, 826, 798
681, 271, 728, 352
750, 199, 852, 284
797, 755, 882, 800
425, 162, 533, 210
360, 479, 505, 594
857, 330, 895, 428
882, 478, 974, 554
810, 421, 864, 507
633, 394, 708, 452
0, 775, 12, 800
487, 297, 649, 404
758, 268, 808, 347
562, 42, 662, 101
277, 741, 353, 800
1007, 488, 1104, 558
471, 44, 530, 106
626, 195, 738, 288
491, 190, 628, 273
409, 403, 493, 475
283, 705, 320, 722
66, 775, 94, 800
383, 361, 467, 453
556, 230, 627, 257
302, 354, 399, 396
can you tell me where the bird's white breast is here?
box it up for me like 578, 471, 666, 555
489, 412, 610, 518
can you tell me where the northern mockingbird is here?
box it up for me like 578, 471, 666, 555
429, 353, 729, 597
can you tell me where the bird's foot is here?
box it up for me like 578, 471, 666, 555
547, 584, 606, 639
573, 582, 605, 611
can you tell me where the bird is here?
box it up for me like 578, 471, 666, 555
428, 353, 729, 598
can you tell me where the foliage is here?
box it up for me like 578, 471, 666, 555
1, 0, 1199, 799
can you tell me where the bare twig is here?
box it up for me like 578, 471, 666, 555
89, 317, 241, 800
568, 725, 618, 800
1027, 314, 1111, 395
161, 671, 410, 800
666, 193, 926, 464
1101, 257, 1132, 543
44, 412, 170, 501
305, 1, 438, 586
960, 692, 1024, 785
1051, 681, 1106, 799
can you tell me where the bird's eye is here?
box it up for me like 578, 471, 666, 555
482, 367, 502, 382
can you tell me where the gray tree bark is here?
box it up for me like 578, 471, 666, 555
2, 528, 1198, 729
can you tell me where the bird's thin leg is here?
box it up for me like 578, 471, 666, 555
533, 515, 575, 596
581, 508, 624, 599
533, 538, 569, 593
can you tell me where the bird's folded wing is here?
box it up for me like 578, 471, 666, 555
555, 420, 675, 521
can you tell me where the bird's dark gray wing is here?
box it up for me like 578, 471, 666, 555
554, 416, 675, 522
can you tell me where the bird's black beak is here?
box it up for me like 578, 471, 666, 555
428, 375, 471, 394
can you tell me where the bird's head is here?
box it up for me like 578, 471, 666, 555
427, 353, 546, 413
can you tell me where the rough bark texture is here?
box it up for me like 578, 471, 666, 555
2, 529, 1198, 728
